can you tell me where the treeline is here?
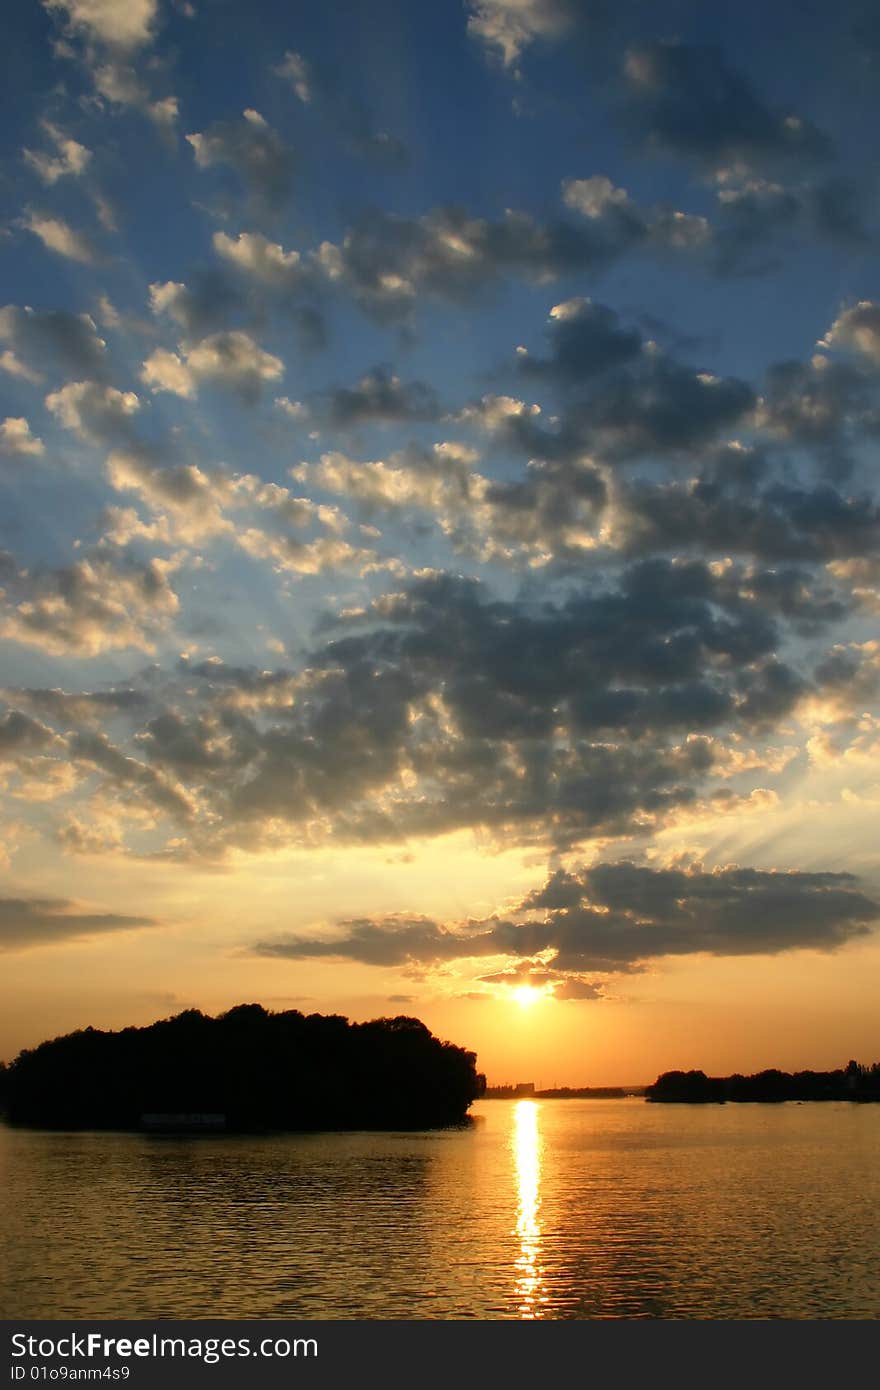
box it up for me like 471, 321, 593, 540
0, 1005, 486, 1131
535, 1086, 637, 1099
646, 1060, 880, 1104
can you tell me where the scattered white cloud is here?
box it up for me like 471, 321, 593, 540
23, 123, 92, 184
141, 331, 283, 402
20, 210, 98, 264
43, 0, 159, 50
0, 418, 45, 457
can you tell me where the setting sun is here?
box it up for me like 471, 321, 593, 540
511, 986, 545, 1009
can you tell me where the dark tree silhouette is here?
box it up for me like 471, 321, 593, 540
646, 1062, 880, 1103
1, 1006, 487, 1131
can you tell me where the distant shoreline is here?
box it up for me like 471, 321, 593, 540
645, 1061, 880, 1104
481, 1086, 645, 1099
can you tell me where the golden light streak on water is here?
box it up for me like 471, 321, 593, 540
512, 1099, 546, 1318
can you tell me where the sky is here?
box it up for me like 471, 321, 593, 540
1, 0, 880, 1085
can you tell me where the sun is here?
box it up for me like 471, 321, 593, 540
511, 985, 544, 1009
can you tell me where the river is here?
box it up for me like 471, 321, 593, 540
2, 1098, 877, 1318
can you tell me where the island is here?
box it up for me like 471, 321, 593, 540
646, 1059, 880, 1103
0, 1005, 487, 1132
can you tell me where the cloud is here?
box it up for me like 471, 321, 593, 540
312, 193, 706, 325
2, 521, 860, 864
820, 301, 880, 365
0, 306, 106, 379
187, 110, 296, 211
253, 913, 495, 967
0, 894, 156, 951
103, 449, 355, 561
153, 258, 324, 353
42, 0, 176, 127
516, 297, 644, 382
614, 463, 880, 566
4, 686, 148, 728
97, 558, 813, 857
148, 275, 243, 339
292, 443, 480, 520
185, 333, 284, 396
23, 122, 92, 184
105, 451, 234, 541
275, 50, 312, 102
66, 729, 195, 821
476, 962, 606, 1000
305, 368, 440, 427
291, 432, 613, 566
466, 344, 754, 465
252, 859, 877, 974
91, 61, 179, 127
711, 176, 871, 274
755, 355, 876, 463
570, 352, 755, 461
562, 174, 711, 252
45, 381, 140, 442
0, 709, 59, 759
621, 41, 830, 177
198, 186, 710, 335
273, 49, 409, 168
235, 529, 376, 577
141, 331, 283, 402
520, 861, 879, 967
466, 0, 580, 69
0, 418, 45, 457
212, 231, 308, 290
0, 553, 180, 657
20, 211, 99, 264
139, 347, 196, 399
43, 0, 159, 49
0, 352, 45, 384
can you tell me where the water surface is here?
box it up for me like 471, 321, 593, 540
2, 1099, 878, 1318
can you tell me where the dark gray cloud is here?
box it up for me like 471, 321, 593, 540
0, 896, 156, 951
1, 534, 861, 862
251, 860, 877, 974
516, 297, 644, 383
24, 562, 763, 855
713, 176, 871, 276
253, 914, 480, 966
149, 272, 244, 341
314, 196, 705, 325
68, 728, 195, 822
187, 110, 297, 212
621, 41, 831, 176
757, 357, 879, 465
4, 686, 149, 727
0, 305, 107, 380
306, 367, 440, 427
465, 348, 754, 465
569, 353, 755, 461
0, 709, 58, 758
617, 469, 880, 566
522, 861, 878, 967
135, 561, 799, 852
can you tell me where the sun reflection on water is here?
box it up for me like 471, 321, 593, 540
512, 1100, 546, 1318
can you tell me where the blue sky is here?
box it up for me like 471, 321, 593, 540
1, 0, 879, 1079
